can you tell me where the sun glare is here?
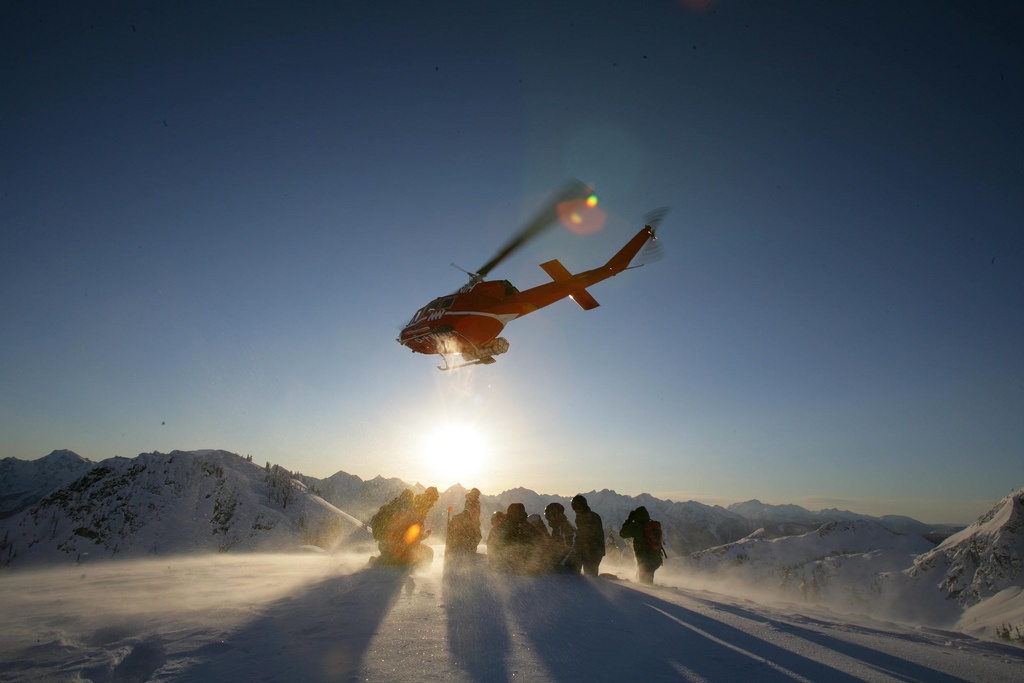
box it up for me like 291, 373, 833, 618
557, 195, 605, 235
419, 421, 490, 487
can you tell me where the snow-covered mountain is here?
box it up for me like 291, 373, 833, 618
676, 488, 1024, 640
0, 448, 961, 572
906, 489, 1024, 607
680, 519, 935, 608
728, 498, 956, 540
0, 449, 94, 519
0, 450, 371, 569
305, 471, 425, 527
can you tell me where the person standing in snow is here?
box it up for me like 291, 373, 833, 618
605, 528, 622, 558
544, 502, 579, 574
619, 505, 664, 584
486, 510, 506, 568
571, 494, 605, 577
445, 488, 483, 558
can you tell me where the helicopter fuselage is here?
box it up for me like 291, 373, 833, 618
397, 224, 654, 367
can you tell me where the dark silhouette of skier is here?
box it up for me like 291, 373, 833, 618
619, 505, 664, 584
445, 488, 483, 559
544, 502, 579, 574
370, 487, 439, 566
571, 495, 605, 577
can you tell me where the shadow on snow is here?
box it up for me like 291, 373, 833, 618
442, 557, 976, 683
176, 564, 409, 682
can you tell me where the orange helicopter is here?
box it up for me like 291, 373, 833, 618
397, 180, 669, 370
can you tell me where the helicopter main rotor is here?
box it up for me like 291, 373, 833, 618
468, 179, 595, 283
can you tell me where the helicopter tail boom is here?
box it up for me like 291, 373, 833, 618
604, 225, 656, 274
539, 259, 601, 310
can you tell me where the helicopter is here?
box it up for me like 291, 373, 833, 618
397, 180, 669, 370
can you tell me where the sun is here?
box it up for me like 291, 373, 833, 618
419, 420, 491, 487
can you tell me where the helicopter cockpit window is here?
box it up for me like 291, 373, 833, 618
408, 298, 452, 326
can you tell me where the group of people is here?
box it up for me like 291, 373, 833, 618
369, 487, 666, 584
480, 495, 607, 577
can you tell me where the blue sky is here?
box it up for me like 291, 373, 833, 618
2, 1, 1021, 524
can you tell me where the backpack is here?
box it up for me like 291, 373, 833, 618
643, 520, 666, 557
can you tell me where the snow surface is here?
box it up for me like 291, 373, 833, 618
1, 549, 1022, 683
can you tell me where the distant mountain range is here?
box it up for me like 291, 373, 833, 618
3, 448, 1018, 641
0, 449, 967, 569
725, 498, 955, 542
0, 449, 93, 520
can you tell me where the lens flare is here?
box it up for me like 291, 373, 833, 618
404, 524, 421, 545
557, 197, 606, 235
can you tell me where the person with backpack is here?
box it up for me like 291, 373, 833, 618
370, 486, 439, 566
619, 505, 665, 585
571, 494, 605, 577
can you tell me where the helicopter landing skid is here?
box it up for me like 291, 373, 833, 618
435, 334, 508, 371
437, 355, 497, 371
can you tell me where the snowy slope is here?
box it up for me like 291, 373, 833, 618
0, 450, 371, 568
0, 449, 94, 519
676, 492, 1024, 642
680, 520, 934, 609
0, 552, 1021, 682
687, 520, 934, 572
909, 488, 1024, 606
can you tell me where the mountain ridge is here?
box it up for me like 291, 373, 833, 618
0, 450, 371, 568
1, 449, 963, 567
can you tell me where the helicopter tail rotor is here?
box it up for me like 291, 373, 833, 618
639, 206, 671, 264
644, 206, 671, 236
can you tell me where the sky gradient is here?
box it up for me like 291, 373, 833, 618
3, 1, 1022, 524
